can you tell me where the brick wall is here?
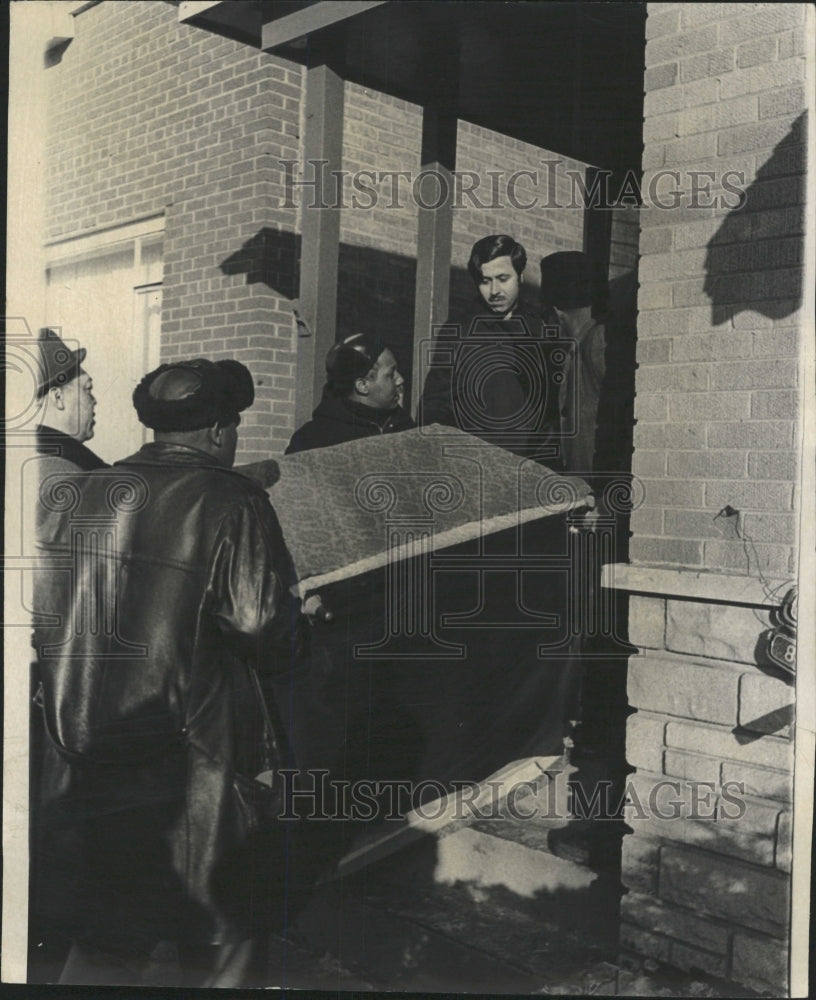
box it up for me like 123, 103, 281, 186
338, 84, 600, 380
632, 2, 807, 577
45, 2, 620, 460
338, 85, 421, 378
45, 0, 303, 461
620, 588, 794, 993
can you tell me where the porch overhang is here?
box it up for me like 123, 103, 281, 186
176, 0, 645, 422
177, 0, 646, 176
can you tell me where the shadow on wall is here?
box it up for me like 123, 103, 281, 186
704, 111, 807, 326
219, 227, 301, 299
335, 243, 417, 383
219, 228, 472, 398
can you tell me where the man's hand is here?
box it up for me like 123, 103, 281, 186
303, 593, 334, 624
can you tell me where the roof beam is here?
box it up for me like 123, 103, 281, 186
261, 1, 388, 52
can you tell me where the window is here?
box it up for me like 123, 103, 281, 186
45, 218, 163, 461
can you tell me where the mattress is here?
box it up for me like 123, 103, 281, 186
268, 424, 591, 594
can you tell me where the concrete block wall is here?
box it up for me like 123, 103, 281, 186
632, 2, 808, 577
619, 588, 794, 993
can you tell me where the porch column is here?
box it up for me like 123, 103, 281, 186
296, 63, 344, 427
410, 103, 457, 417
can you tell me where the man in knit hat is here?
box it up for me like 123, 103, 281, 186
32, 357, 307, 988
285, 333, 414, 454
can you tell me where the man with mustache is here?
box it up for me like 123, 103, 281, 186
417, 234, 561, 461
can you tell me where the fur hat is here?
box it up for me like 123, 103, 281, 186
133, 358, 254, 431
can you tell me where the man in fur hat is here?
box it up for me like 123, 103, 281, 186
32, 358, 307, 988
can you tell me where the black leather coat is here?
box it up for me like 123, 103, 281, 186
32, 442, 304, 949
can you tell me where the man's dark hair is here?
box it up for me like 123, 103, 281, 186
467, 235, 527, 285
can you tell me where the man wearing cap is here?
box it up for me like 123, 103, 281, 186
32, 358, 306, 987
285, 332, 414, 454
29, 329, 106, 978
539, 252, 637, 763
34, 327, 106, 474
538, 251, 610, 477
417, 234, 560, 459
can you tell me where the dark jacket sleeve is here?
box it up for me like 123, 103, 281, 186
205, 492, 305, 675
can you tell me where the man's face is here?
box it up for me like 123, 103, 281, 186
360, 349, 404, 410
477, 255, 521, 315
62, 372, 97, 441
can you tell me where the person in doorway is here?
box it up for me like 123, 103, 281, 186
417, 234, 560, 460
538, 250, 609, 478
539, 251, 636, 763
285, 332, 414, 454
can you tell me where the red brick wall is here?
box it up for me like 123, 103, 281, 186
632, 2, 808, 577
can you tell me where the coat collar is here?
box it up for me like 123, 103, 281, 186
36, 425, 108, 471
312, 393, 404, 429
116, 441, 232, 471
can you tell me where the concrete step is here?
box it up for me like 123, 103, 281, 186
326, 754, 562, 880
289, 753, 628, 991
295, 865, 622, 994
327, 751, 629, 882
349, 755, 628, 895
470, 754, 629, 860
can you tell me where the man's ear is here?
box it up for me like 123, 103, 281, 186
49, 386, 65, 411
354, 376, 369, 397
207, 422, 223, 447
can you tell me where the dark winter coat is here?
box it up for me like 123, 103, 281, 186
32, 442, 305, 950
35, 424, 108, 472
416, 307, 562, 460
285, 393, 415, 454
